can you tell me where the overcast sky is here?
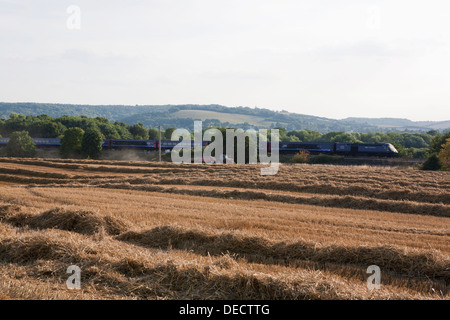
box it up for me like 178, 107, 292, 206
1, 0, 449, 121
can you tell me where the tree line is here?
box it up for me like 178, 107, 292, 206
0, 113, 449, 169
0, 113, 158, 140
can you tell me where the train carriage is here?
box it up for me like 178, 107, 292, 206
0, 137, 61, 147
276, 142, 335, 154
103, 139, 154, 150
335, 143, 398, 157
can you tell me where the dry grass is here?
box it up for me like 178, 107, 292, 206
0, 157, 449, 300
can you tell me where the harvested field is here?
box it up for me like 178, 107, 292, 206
0, 157, 449, 300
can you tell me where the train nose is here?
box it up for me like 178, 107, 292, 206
388, 144, 398, 153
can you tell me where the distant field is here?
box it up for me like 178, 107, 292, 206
173, 109, 276, 127
0, 158, 449, 300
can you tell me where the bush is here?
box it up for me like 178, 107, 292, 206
291, 150, 310, 163
438, 138, 450, 170
420, 154, 442, 171
60, 127, 84, 158
81, 127, 104, 159
6, 131, 36, 158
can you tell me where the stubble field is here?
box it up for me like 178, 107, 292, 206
0, 157, 448, 300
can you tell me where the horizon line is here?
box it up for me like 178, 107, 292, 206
0, 101, 448, 123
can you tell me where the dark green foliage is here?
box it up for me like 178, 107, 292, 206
164, 127, 176, 140
319, 131, 361, 143
97, 122, 120, 139
81, 127, 104, 159
427, 132, 450, 156
287, 129, 322, 142
1, 113, 67, 138
60, 127, 84, 158
148, 128, 159, 140
411, 148, 428, 159
420, 154, 442, 171
397, 147, 428, 159
0, 114, 143, 141
113, 121, 133, 140
274, 127, 288, 141
6, 131, 36, 158
420, 131, 450, 170
130, 123, 149, 140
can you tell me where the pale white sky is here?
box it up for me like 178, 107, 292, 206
1, 0, 449, 121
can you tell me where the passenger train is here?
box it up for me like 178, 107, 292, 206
0, 138, 399, 157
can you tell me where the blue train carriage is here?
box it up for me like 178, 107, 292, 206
32, 138, 61, 147
277, 142, 334, 154
160, 140, 184, 151
104, 139, 210, 151
335, 143, 398, 157
159, 140, 209, 151
358, 143, 398, 157
0, 138, 61, 148
0, 138, 10, 146
103, 139, 156, 150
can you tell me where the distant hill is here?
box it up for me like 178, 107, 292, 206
0, 103, 167, 121
414, 120, 450, 130
344, 117, 417, 127
344, 117, 450, 131
1, 102, 448, 133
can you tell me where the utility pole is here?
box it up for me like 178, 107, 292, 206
158, 125, 162, 162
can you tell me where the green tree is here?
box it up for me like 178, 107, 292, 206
113, 121, 133, 139
28, 120, 66, 138
426, 130, 439, 136
97, 122, 120, 139
401, 133, 427, 148
81, 127, 104, 159
148, 128, 159, 140
421, 154, 442, 170
438, 138, 450, 170
330, 132, 361, 143
60, 127, 84, 158
318, 131, 341, 142
428, 132, 450, 156
130, 123, 149, 140
6, 131, 36, 158
287, 130, 322, 142
164, 127, 176, 139
273, 127, 288, 141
